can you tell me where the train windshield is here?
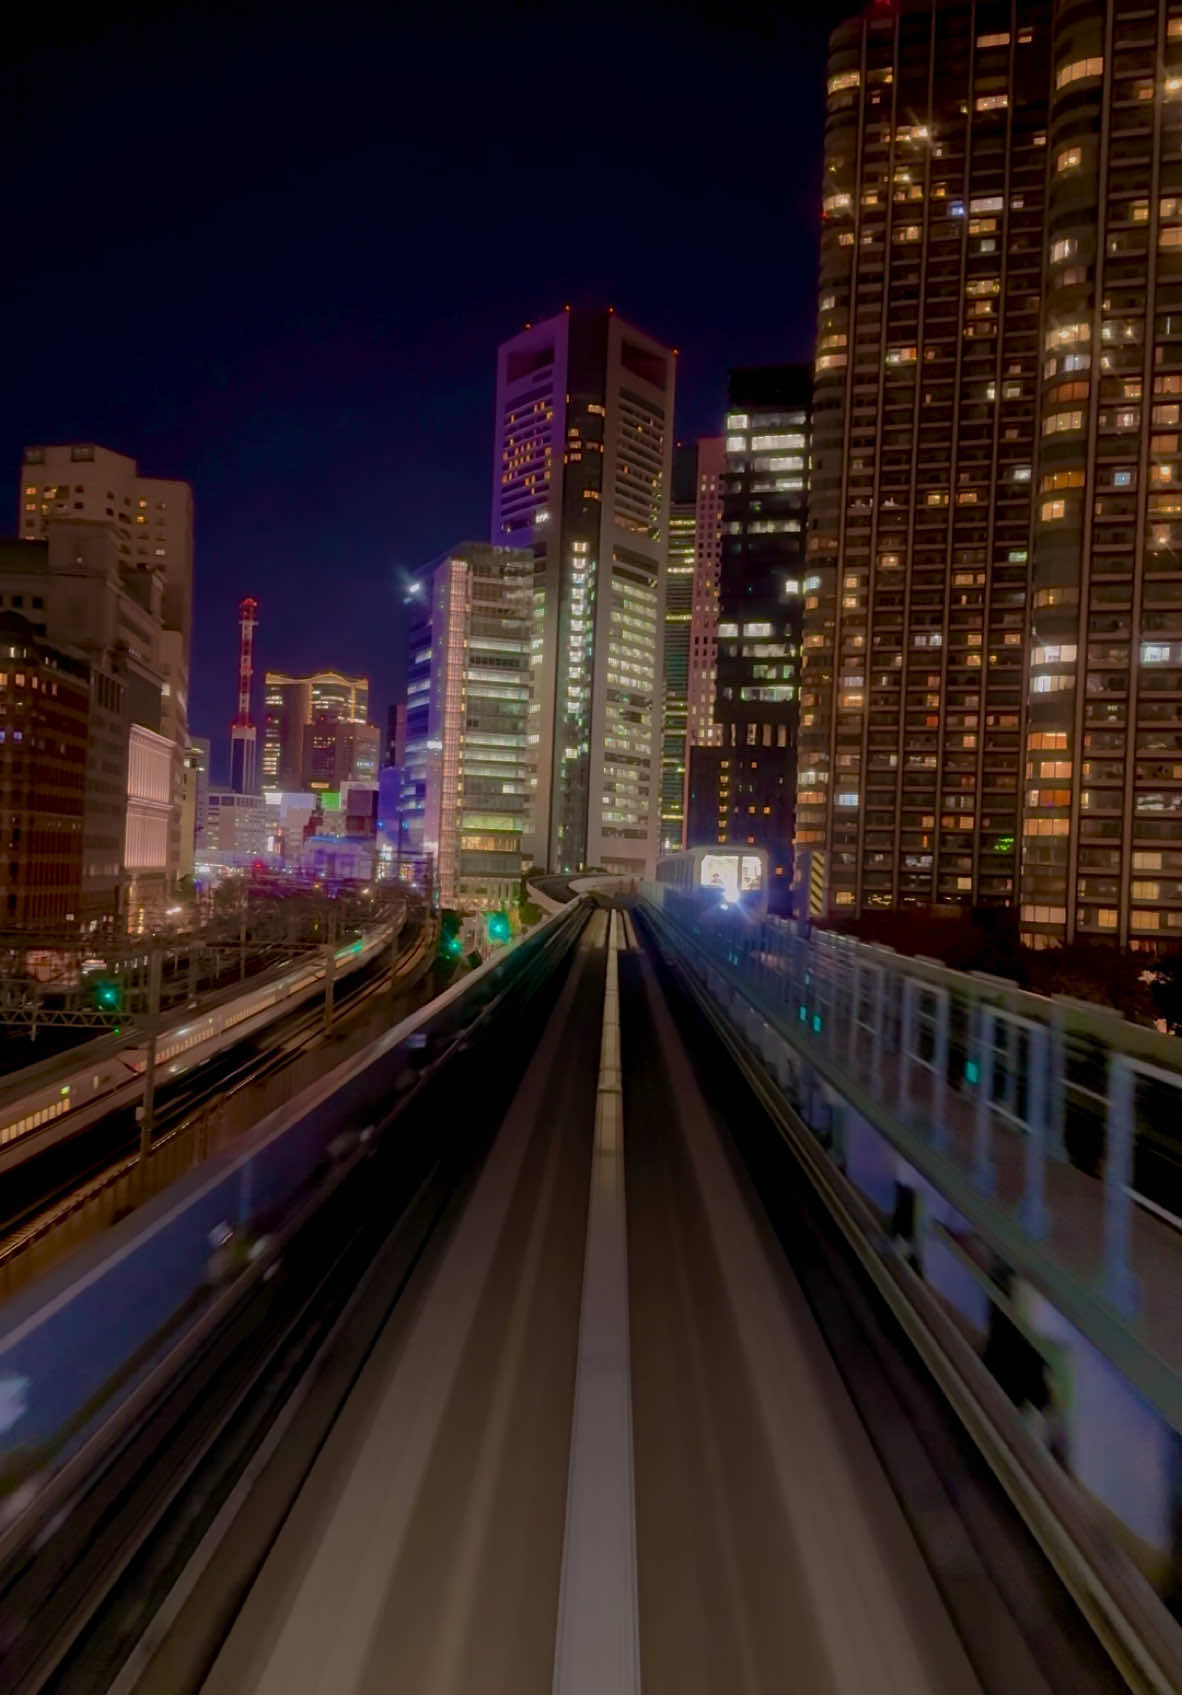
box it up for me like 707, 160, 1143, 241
698, 853, 764, 901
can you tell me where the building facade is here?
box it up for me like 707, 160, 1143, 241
0, 524, 169, 931
401, 544, 532, 907
800, 0, 1050, 920
1019, 0, 1182, 949
261, 670, 371, 792
181, 735, 210, 878
689, 368, 809, 912
19, 445, 193, 889
686, 435, 727, 755
492, 307, 675, 876
0, 614, 89, 930
203, 790, 267, 869
125, 723, 173, 930
661, 445, 697, 850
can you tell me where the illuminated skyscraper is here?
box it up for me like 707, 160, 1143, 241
686, 435, 726, 756
1018, 0, 1182, 949
688, 369, 809, 912
661, 446, 697, 851
400, 544, 532, 906
799, 0, 1050, 919
493, 307, 675, 876
261, 670, 370, 791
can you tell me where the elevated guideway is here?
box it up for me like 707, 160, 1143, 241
0, 895, 1178, 1693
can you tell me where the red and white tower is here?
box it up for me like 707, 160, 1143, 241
230, 595, 259, 794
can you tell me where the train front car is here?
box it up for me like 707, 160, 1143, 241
655, 847, 770, 918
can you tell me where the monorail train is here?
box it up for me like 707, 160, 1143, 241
654, 846, 770, 917
0, 922, 396, 1170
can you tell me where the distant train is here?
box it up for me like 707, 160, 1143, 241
0, 922, 397, 1172
654, 846, 770, 917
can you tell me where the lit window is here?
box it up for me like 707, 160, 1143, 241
1041, 498, 1066, 521
1045, 320, 1090, 350
976, 94, 1009, 111
1050, 236, 1077, 264
1056, 56, 1103, 88
977, 30, 1010, 47
1056, 146, 1083, 173
1043, 410, 1084, 435
828, 70, 860, 94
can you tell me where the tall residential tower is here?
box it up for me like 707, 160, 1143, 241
492, 307, 675, 876
799, 0, 1050, 919
1018, 0, 1182, 949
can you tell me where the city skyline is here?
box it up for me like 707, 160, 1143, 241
2, 2, 846, 778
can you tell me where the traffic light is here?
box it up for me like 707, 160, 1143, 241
92, 979, 122, 1013
487, 910, 511, 944
439, 910, 463, 960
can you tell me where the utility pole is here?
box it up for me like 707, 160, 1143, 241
323, 903, 337, 1032
137, 941, 163, 1191
239, 884, 248, 982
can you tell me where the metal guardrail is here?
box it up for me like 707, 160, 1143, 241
0, 897, 587, 1539
639, 886, 1182, 1435
645, 902, 1182, 1695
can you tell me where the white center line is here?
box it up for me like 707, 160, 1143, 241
551, 908, 641, 1695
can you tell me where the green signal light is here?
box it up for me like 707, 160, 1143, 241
93, 980, 122, 1012
487, 911, 511, 943
965, 1059, 981, 1085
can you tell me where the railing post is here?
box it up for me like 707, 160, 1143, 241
136, 942, 163, 1197
1103, 1055, 1141, 1318
1021, 1024, 1050, 1239
848, 958, 861, 1068
973, 1005, 997, 1195
1048, 1007, 1067, 1161
871, 964, 885, 1095
898, 977, 915, 1118
930, 988, 948, 1153
1001, 1015, 1019, 1119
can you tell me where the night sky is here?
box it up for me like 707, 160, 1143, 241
4, 0, 848, 779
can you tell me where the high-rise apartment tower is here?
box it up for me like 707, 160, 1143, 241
799, 0, 1050, 919
1019, 0, 1182, 949
492, 307, 675, 876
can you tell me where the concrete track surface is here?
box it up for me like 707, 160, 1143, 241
109, 904, 1121, 1695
